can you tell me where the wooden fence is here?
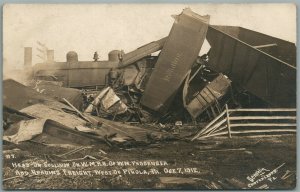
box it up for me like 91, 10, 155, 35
191, 105, 296, 140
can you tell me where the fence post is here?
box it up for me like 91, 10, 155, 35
225, 104, 232, 138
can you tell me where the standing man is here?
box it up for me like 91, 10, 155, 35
93, 51, 99, 61
118, 50, 124, 63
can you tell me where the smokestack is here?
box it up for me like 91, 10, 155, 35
47, 50, 54, 62
24, 47, 32, 68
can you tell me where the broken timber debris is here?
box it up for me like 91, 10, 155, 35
3, 118, 48, 144
3, 119, 105, 145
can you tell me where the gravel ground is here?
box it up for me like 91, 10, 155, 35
2, 134, 296, 190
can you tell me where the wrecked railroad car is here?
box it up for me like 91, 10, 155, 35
141, 8, 210, 113
31, 38, 165, 88
179, 25, 297, 119
206, 25, 296, 108
183, 73, 232, 119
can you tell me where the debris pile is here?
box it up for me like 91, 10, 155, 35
3, 8, 296, 147
2, 8, 297, 190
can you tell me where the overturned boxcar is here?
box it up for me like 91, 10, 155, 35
206, 25, 296, 107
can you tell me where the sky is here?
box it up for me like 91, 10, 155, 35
3, 3, 296, 71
